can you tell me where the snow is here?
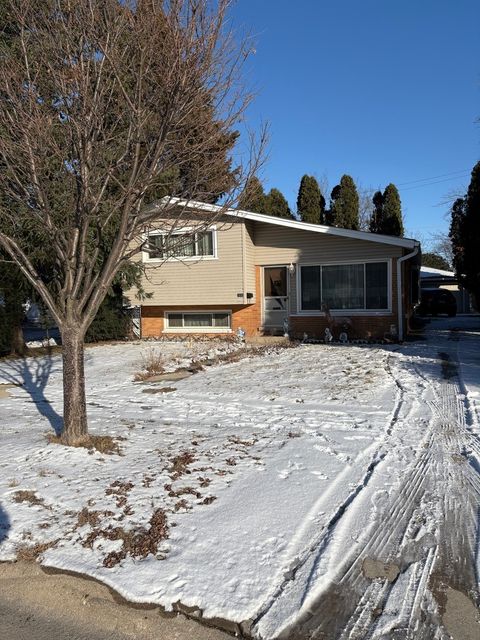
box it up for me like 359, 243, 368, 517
1, 321, 479, 638
420, 266, 455, 277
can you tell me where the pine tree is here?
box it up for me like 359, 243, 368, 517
369, 190, 384, 233
450, 161, 480, 308
238, 176, 267, 212
263, 188, 292, 218
369, 184, 404, 236
328, 175, 359, 229
297, 175, 325, 224
382, 184, 404, 236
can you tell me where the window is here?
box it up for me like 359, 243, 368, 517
366, 262, 388, 309
165, 312, 231, 330
301, 266, 321, 310
322, 264, 364, 309
146, 229, 215, 260
299, 262, 389, 311
264, 267, 287, 297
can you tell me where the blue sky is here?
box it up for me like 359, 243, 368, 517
230, 0, 480, 244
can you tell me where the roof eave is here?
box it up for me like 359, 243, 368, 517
155, 197, 420, 250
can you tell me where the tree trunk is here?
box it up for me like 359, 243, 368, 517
61, 326, 88, 444
10, 321, 26, 356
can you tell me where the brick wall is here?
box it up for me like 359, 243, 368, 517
231, 267, 262, 336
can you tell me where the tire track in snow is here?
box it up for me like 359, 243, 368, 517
250, 354, 420, 639
254, 333, 480, 640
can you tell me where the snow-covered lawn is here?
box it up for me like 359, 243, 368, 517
1, 323, 479, 639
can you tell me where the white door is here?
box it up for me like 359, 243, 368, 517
263, 266, 289, 329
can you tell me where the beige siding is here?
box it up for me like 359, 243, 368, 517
125, 217, 245, 306
253, 222, 402, 317
254, 222, 402, 264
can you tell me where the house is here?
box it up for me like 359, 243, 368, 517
420, 266, 472, 314
125, 200, 421, 341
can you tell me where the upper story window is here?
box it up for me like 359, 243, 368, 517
145, 228, 216, 261
300, 261, 389, 311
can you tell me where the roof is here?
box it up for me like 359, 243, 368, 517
420, 266, 455, 278
156, 198, 420, 250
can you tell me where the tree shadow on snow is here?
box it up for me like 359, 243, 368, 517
0, 502, 10, 547
0, 354, 63, 435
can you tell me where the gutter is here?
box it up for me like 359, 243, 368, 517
397, 243, 420, 341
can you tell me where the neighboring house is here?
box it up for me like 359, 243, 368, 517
125, 200, 421, 341
420, 266, 472, 314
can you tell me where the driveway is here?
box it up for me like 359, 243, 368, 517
286, 315, 480, 640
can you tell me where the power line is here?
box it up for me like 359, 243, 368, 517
399, 173, 470, 191
397, 169, 469, 186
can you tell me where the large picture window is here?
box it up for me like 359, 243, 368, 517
166, 312, 231, 330
145, 229, 215, 260
300, 262, 389, 311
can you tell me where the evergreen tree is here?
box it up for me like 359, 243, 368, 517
382, 183, 404, 236
263, 188, 292, 218
328, 175, 359, 229
369, 184, 404, 236
450, 161, 480, 308
238, 176, 267, 212
369, 190, 384, 233
297, 175, 325, 224
422, 252, 451, 271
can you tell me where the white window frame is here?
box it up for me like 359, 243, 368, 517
164, 310, 232, 333
294, 258, 392, 316
142, 226, 218, 263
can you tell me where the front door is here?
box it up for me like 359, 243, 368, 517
263, 266, 289, 329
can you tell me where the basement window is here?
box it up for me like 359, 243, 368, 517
166, 312, 231, 332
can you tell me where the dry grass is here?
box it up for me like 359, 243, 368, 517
164, 483, 202, 499
12, 490, 46, 507
83, 508, 169, 568
7, 478, 19, 488
46, 433, 122, 455
15, 539, 58, 561
76, 507, 114, 529
134, 347, 165, 381
105, 480, 134, 509
169, 451, 196, 480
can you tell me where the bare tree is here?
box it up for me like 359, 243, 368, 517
357, 185, 375, 231
430, 231, 453, 267
0, 0, 264, 444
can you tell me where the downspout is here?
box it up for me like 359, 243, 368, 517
241, 223, 247, 304
397, 243, 420, 341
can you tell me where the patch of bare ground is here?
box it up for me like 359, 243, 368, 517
105, 480, 134, 509
46, 433, 122, 455
169, 451, 196, 480
164, 484, 202, 499
12, 490, 47, 507
75, 507, 114, 529
83, 508, 169, 568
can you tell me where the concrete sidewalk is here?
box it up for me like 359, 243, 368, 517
0, 562, 231, 640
